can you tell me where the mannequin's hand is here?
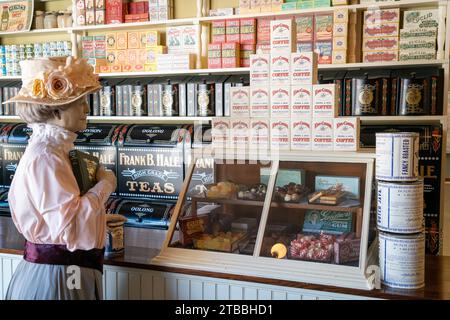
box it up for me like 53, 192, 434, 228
96, 165, 117, 191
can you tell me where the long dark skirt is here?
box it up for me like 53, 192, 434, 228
5, 260, 103, 300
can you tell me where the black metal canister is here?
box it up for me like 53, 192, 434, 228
99, 81, 116, 116
130, 81, 147, 116
351, 73, 380, 116
197, 80, 215, 117
399, 72, 428, 116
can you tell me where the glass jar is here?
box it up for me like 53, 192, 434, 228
44, 11, 57, 29
34, 11, 44, 29
57, 11, 65, 28
63, 11, 73, 28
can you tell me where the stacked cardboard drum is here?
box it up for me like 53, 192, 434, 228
376, 132, 425, 289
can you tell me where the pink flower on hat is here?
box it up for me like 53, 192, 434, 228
45, 70, 74, 100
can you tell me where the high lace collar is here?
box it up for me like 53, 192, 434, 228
28, 123, 78, 152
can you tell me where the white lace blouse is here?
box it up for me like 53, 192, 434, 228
8, 123, 115, 251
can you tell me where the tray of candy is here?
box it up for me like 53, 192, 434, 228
287, 234, 335, 263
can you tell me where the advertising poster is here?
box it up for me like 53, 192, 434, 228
0, 0, 33, 33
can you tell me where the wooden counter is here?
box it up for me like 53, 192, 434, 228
1, 217, 450, 300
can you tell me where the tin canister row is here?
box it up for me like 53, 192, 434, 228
375, 132, 425, 290
0, 42, 71, 53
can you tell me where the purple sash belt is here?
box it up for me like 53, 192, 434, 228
24, 241, 104, 273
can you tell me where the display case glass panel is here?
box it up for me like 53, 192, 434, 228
168, 159, 274, 256
260, 161, 366, 268
155, 150, 376, 290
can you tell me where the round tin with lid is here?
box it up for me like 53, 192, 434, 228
377, 180, 424, 234
379, 231, 425, 289
376, 132, 419, 182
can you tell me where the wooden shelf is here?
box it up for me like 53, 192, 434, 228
98, 60, 447, 78
358, 115, 446, 125
0, 115, 445, 125
318, 60, 448, 70
97, 68, 250, 78
71, 17, 199, 33
200, 0, 442, 23
87, 116, 212, 123
1, 60, 447, 81
63, 0, 442, 34
0, 0, 437, 37
190, 196, 361, 213
0, 27, 72, 37
0, 77, 22, 81
0, 116, 21, 123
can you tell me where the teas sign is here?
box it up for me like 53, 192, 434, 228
0, 0, 33, 33
118, 147, 184, 200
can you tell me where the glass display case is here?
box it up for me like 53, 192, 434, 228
153, 149, 378, 290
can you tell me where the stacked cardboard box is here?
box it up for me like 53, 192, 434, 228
314, 13, 333, 64
239, 0, 286, 14
126, 0, 149, 22
216, 54, 359, 152
208, 18, 257, 68
83, 30, 167, 73
148, 0, 173, 21
213, 17, 360, 152
295, 12, 337, 65
167, 25, 201, 70
362, 8, 400, 63
281, 0, 331, 11
76, 0, 107, 25
332, 8, 348, 64
399, 9, 438, 61
105, 0, 128, 24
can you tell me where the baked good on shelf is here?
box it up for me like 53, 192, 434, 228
206, 181, 237, 199
237, 183, 267, 201
274, 183, 308, 202
192, 231, 247, 252
308, 183, 346, 205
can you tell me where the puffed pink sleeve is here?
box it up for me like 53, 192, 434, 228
25, 153, 115, 251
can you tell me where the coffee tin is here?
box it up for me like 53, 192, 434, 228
398, 72, 428, 115
379, 231, 425, 289
376, 132, 419, 181
351, 74, 380, 116
377, 180, 424, 233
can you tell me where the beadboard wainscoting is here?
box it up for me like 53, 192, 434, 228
0, 253, 373, 300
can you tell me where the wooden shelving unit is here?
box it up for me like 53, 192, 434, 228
190, 196, 361, 211
1, 60, 446, 81
190, 196, 364, 238
0, 115, 446, 125
9, 0, 435, 35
